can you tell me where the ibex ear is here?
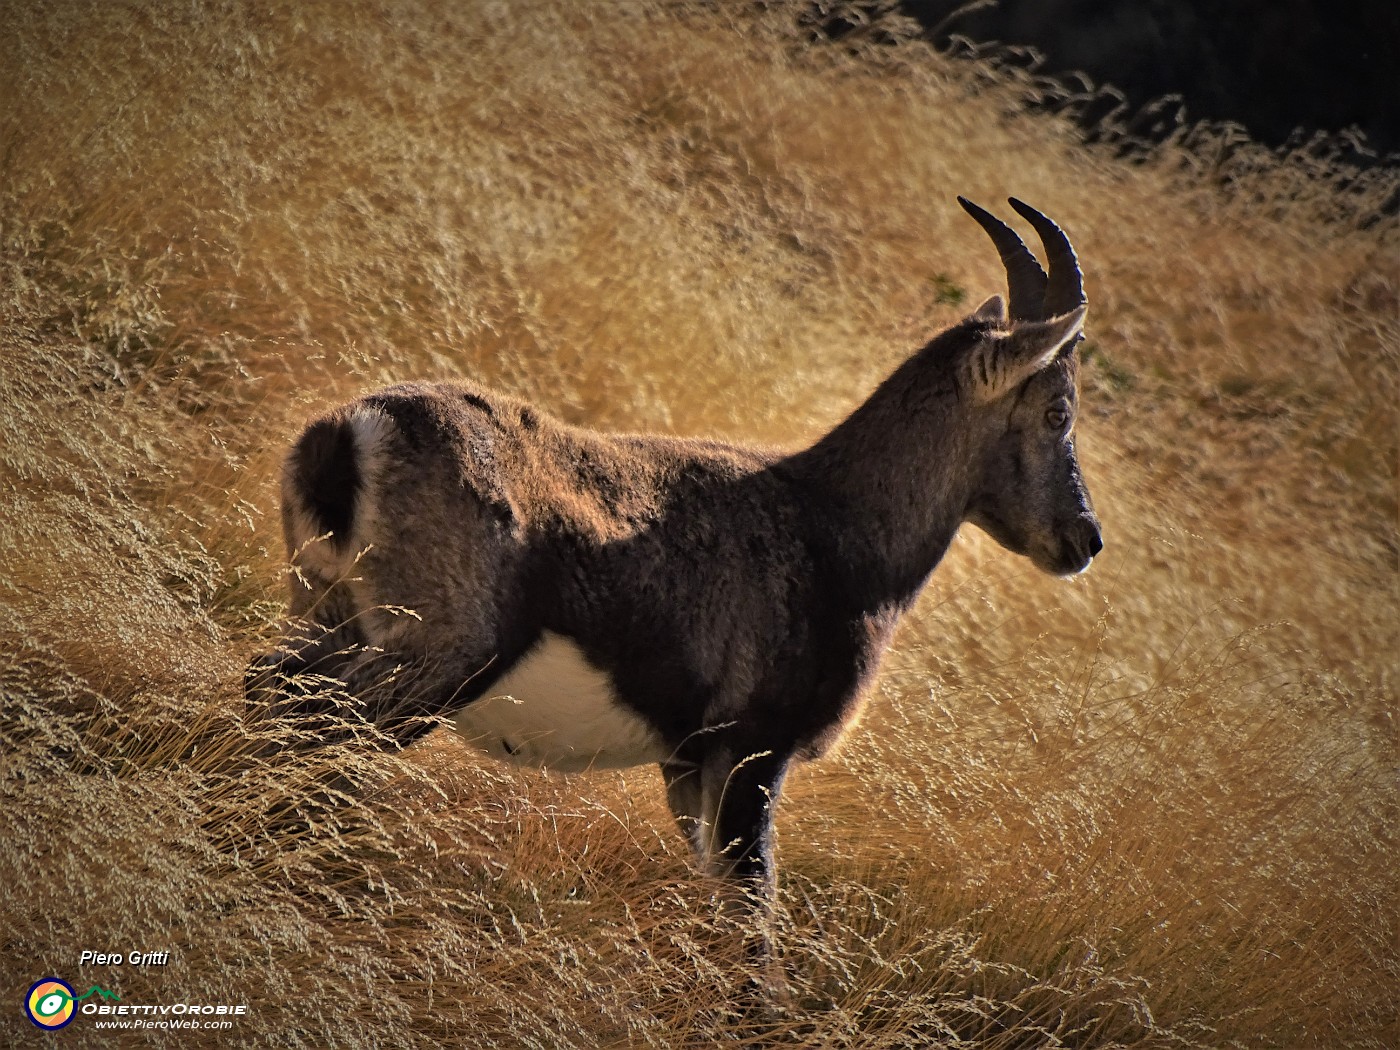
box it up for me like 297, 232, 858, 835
963, 305, 1086, 403
969, 295, 1006, 323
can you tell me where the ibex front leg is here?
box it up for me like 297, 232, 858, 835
695, 744, 792, 1001
702, 747, 789, 892
661, 759, 706, 860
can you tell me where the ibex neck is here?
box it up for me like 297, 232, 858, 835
782, 347, 973, 610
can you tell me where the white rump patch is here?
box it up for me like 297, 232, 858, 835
345, 405, 395, 546
452, 632, 668, 772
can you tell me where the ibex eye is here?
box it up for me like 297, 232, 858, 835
1046, 407, 1070, 430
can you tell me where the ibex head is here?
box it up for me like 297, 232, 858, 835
955, 197, 1102, 577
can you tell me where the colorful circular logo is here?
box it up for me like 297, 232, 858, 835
25, 978, 77, 1029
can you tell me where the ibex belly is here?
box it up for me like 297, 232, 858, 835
452, 631, 668, 772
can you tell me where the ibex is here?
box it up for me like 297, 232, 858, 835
248, 197, 1102, 912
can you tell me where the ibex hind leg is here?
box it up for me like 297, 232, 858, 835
249, 642, 486, 756
243, 646, 476, 846
247, 543, 508, 757
244, 575, 372, 748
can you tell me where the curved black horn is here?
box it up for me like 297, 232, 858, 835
1008, 198, 1085, 315
957, 196, 1048, 321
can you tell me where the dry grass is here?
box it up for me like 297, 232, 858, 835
1, 1, 1396, 1046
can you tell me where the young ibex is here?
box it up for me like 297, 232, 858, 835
249, 197, 1102, 908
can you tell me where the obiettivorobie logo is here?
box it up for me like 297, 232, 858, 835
25, 979, 120, 1030
22, 975, 247, 1032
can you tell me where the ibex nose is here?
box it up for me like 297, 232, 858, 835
1084, 521, 1104, 559
1062, 515, 1103, 574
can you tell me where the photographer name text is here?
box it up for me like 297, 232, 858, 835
80, 950, 171, 967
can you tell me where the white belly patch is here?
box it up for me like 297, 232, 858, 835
451, 631, 669, 772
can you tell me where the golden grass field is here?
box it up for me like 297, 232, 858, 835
1, 1, 1395, 1046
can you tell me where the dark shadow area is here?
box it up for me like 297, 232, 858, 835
809, 1, 1399, 164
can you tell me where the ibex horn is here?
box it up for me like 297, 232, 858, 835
957, 196, 1048, 322
1008, 197, 1086, 316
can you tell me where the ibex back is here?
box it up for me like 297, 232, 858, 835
248, 197, 1103, 906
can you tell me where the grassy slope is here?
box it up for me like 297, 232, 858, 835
1, 1, 1396, 1046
